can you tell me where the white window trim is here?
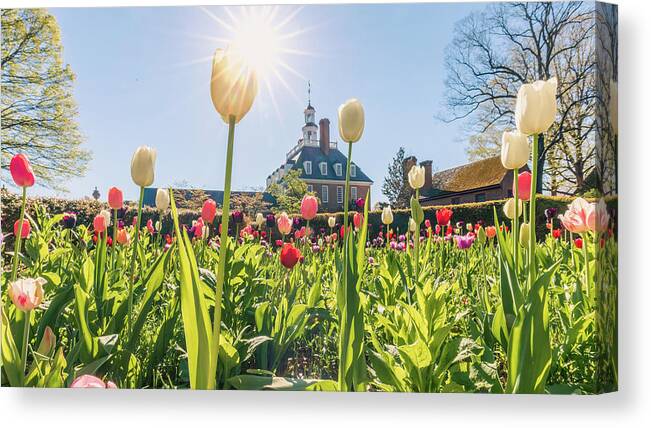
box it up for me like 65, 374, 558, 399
321, 185, 328, 203
351, 186, 357, 201
350, 164, 357, 177
304, 161, 312, 175
335, 163, 343, 177
337, 186, 344, 204
320, 162, 328, 176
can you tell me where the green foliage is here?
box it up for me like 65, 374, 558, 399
1, 9, 91, 191
267, 169, 309, 213
381, 146, 411, 208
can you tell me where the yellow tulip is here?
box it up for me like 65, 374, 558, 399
338, 98, 365, 143
381, 206, 394, 225
500, 131, 530, 170
409, 218, 417, 232
503, 197, 523, 220
515, 77, 558, 135
519, 223, 530, 247
210, 48, 258, 124
130, 146, 156, 187
328, 216, 336, 228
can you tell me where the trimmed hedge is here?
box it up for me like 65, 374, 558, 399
2, 189, 614, 242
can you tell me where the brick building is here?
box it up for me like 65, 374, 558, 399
407, 155, 527, 206
266, 99, 373, 212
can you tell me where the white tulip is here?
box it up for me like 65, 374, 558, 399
130, 146, 157, 187
501, 131, 530, 170
155, 188, 170, 212
210, 48, 258, 124
409, 218, 417, 232
503, 198, 523, 220
408, 165, 426, 190
255, 213, 265, 227
515, 77, 558, 135
328, 216, 336, 228
338, 99, 365, 143
381, 206, 394, 225
100, 209, 111, 226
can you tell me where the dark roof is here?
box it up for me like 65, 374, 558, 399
143, 188, 276, 208
289, 146, 373, 183
421, 156, 509, 199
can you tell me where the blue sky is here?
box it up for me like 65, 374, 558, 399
43, 3, 484, 204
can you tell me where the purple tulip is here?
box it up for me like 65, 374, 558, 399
454, 234, 474, 250
231, 210, 244, 224
61, 212, 77, 229
266, 213, 275, 228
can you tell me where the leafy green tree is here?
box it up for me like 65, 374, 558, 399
381, 147, 410, 208
2, 9, 90, 191
267, 169, 308, 214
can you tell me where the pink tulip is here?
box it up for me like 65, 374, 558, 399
353, 212, 363, 229
276, 212, 292, 235
8, 277, 45, 311
107, 187, 123, 210
514, 171, 533, 201
14, 219, 30, 239
70, 374, 117, 389
558, 197, 595, 234
146, 219, 155, 235
300, 195, 318, 221
201, 199, 217, 223
93, 214, 107, 233
9, 154, 35, 187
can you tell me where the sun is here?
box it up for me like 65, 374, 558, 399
229, 9, 282, 76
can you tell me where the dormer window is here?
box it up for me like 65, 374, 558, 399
334, 163, 343, 177
320, 162, 328, 176
350, 164, 357, 177
303, 161, 312, 175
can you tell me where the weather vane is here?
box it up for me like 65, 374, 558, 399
308, 80, 311, 105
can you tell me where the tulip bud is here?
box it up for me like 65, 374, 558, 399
37, 326, 56, 357
155, 188, 170, 211
8, 277, 45, 311
280, 243, 301, 269
408, 165, 425, 190
328, 216, 336, 229
353, 212, 363, 229
519, 223, 530, 247
117, 228, 130, 245
201, 199, 217, 223
10, 154, 36, 187
503, 198, 523, 220
255, 213, 265, 227
515, 171, 533, 201
409, 218, 417, 233
100, 209, 111, 227
130, 146, 157, 187
210, 48, 258, 124
338, 99, 365, 143
107, 187, 123, 210
381, 206, 394, 225
93, 214, 107, 233
501, 131, 530, 170
476, 226, 487, 244
14, 219, 30, 239
515, 77, 558, 135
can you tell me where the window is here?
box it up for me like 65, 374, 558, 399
307, 184, 313, 193
321, 185, 329, 203
303, 161, 312, 175
451, 197, 460, 205
337, 186, 344, 204
334, 163, 342, 177
320, 162, 328, 176
351, 186, 357, 201
475, 193, 487, 202
350, 164, 357, 177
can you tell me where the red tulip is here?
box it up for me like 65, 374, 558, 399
353, 212, 363, 229
552, 229, 561, 239
436, 208, 453, 226
574, 237, 583, 249
485, 226, 497, 239
280, 243, 301, 269
14, 219, 30, 239
9, 154, 35, 187
107, 187, 123, 210
201, 199, 217, 223
515, 171, 532, 201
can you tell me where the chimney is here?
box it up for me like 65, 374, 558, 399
420, 160, 433, 190
319, 118, 330, 155
403, 156, 417, 181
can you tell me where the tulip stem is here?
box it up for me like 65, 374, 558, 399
127, 186, 145, 336
582, 232, 591, 304
21, 309, 31, 376
11, 186, 28, 281
414, 189, 420, 287
513, 168, 519, 273
528, 134, 539, 293
210, 115, 236, 390
112, 209, 118, 270
338, 140, 353, 392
